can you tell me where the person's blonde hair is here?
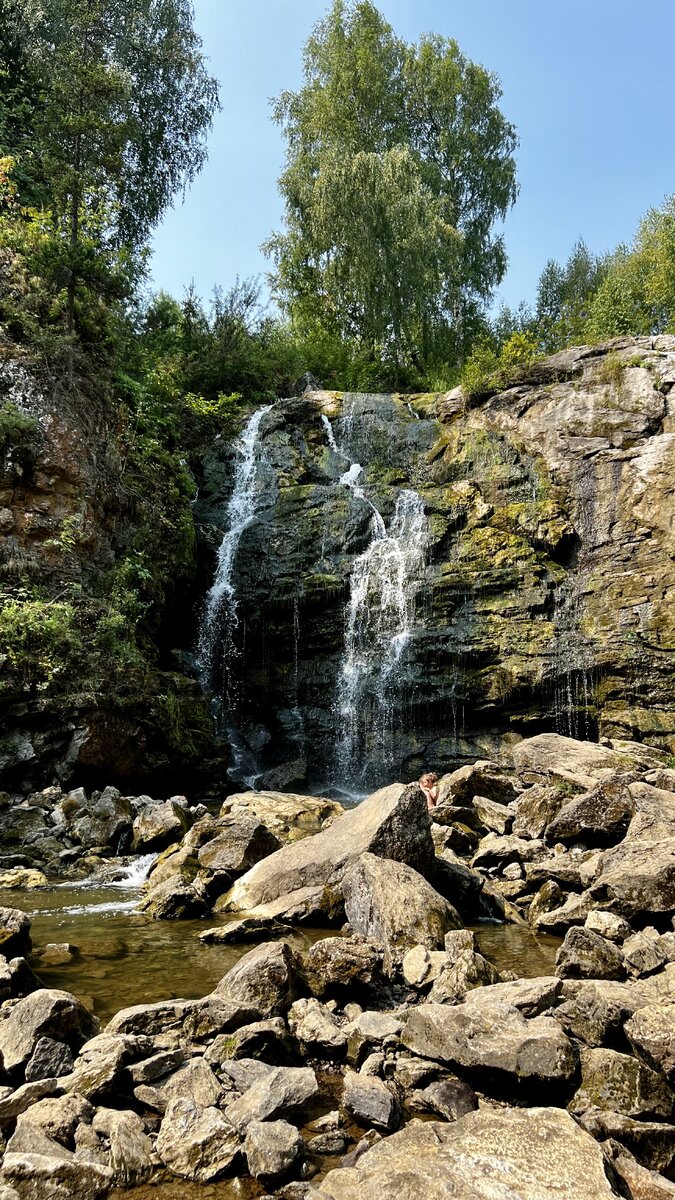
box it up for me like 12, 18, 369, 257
419, 771, 439, 786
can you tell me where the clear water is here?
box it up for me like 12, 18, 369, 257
9, 879, 323, 1025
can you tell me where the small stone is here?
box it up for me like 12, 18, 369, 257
502, 862, 524, 880
584, 911, 632, 943
623, 928, 667, 978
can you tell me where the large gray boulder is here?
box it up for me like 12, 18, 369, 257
511, 733, 641, 779
401, 1000, 577, 1087
341, 853, 460, 974
546, 778, 635, 847
0, 990, 98, 1074
223, 783, 434, 921
571, 1045, 674, 1120
244, 1119, 303, 1182
219, 791, 343, 843
555, 927, 626, 981
214, 939, 304, 1017
626, 1002, 675, 1085
590, 784, 675, 919
303, 936, 385, 1001
197, 815, 281, 883
224, 1066, 318, 1133
131, 799, 191, 853
155, 1097, 239, 1182
1, 1152, 112, 1200
309, 1108, 618, 1199
0, 909, 31, 959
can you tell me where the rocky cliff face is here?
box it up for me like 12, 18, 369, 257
0, 354, 215, 792
195, 336, 675, 793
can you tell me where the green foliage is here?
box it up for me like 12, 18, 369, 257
0, 399, 37, 455
266, 0, 517, 375
0, 591, 82, 693
460, 331, 539, 397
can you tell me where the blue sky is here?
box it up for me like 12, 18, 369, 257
150, 0, 675, 315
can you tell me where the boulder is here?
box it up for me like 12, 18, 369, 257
341, 853, 461, 973
464, 976, 562, 1018
92, 1107, 156, 1186
556, 979, 651, 1047
223, 783, 434, 922
626, 1004, 675, 1085
590, 784, 675, 920
547, 779, 635, 847
287, 998, 347, 1057
512, 733, 640, 778
11, 1092, 93, 1145
585, 911, 632, 943
401, 1000, 577, 1088
70, 786, 132, 851
215, 940, 304, 1017
556, 927, 626, 980
158, 1057, 223, 1109
220, 791, 343, 842
304, 937, 385, 1002
1, 1153, 112, 1200
24, 1038, 74, 1083
610, 1150, 675, 1199
224, 1065, 318, 1133
60, 1032, 138, 1102
0, 909, 31, 959
471, 834, 546, 871
571, 1046, 674, 1120
309, 1107, 618, 1199
224, 1018, 294, 1065
345, 1011, 402, 1068
131, 799, 191, 853
624, 928, 668, 978
135, 876, 208, 920
579, 1109, 675, 1176
415, 1077, 478, 1121
534, 890, 594, 935
197, 815, 281, 884
437, 763, 519, 807
427, 950, 500, 1005
401, 945, 447, 988
342, 1070, 399, 1132
0, 869, 48, 890
244, 1119, 303, 1182
472, 795, 512, 834
512, 783, 572, 839
155, 1097, 239, 1182
0, 989, 98, 1073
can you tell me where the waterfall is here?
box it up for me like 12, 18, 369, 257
334, 489, 428, 791
197, 405, 272, 696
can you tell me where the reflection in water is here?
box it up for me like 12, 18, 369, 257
4, 883, 323, 1025
473, 922, 561, 977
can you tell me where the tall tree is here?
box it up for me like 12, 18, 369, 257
1, 0, 219, 356
265, 0, 517, 372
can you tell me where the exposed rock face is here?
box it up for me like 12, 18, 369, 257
309, 1108, 619, 1199
192, 339, 675, 787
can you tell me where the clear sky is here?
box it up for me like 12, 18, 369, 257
149, 0, 675, 315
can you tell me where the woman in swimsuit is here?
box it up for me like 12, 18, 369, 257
419, 771, 439, 810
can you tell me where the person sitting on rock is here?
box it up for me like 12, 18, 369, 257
419, 771, 439, 810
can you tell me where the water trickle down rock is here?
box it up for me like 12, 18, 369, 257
334, 489, 428, 793
197, 405, 274, 781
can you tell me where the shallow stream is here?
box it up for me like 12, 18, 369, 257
2, 868, 559, 1024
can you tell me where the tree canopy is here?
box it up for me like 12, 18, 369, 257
265, 0, 518, 377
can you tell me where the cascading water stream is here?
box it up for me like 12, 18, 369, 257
197, 404, 272, 694
321, 410, 429, 790
335, 489, 428, 791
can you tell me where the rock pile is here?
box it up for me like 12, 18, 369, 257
0, 734, 675, 1194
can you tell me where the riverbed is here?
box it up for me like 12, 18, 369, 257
2, 865, 560, 1023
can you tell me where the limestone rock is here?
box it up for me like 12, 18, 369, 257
224, 1065, 319, 1133
92, 1107, 156, 1186
155, 1097, 239, 1182
624, 928, 667, 978
556, 927, 626, 980
585, 910, 632, 943
24, 1037, 73, 1083
342, 1069, 399, 1132
427, 949, 500, 1005
547, 778, 635, 847
417, 1077, 478, 1121
215, 939, 304, 1017
0, 909, 31, 959
626, 1003, 675, 1085
512, 734, 639, 778
437, 763, 518, 808
571, 1047, 674, 1120
197, 814, 281, 884
309, 1107, 618, 1199
0, 989, 98, 1073
472, 794, 512, 834
220, 791, 342, 843
287, 998, 347, 1057
341, 853, 460, 973
131, 799, 190, 852
401, 1000, 577, 1087
223, 783, 434, 920
590, 784, 675, 920
1, 1152, 113, 1200
303, 937, 384, 1001
244, 1119, 303, 1181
